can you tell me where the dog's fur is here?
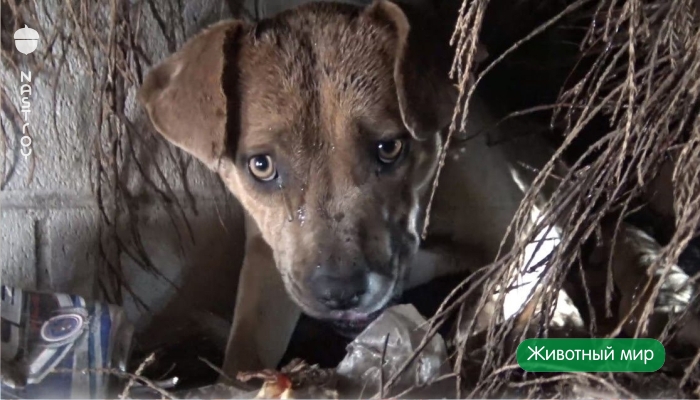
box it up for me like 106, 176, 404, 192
139, 0, 698, 379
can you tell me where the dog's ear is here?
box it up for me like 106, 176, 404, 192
366, 0, 457, 140
139, 20, 247, 171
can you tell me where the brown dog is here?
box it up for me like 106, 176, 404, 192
139, 0, 698, 379
139, 1, 485, 374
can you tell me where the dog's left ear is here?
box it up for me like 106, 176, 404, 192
365, 0, 457, 140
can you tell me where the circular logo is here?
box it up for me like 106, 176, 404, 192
40, 313, 84, 343
14, 25, 40, 55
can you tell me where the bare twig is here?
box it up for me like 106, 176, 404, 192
379, 333, 390, 399
120, 352, 156, 399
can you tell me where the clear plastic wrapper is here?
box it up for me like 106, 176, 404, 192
336, 304, 451, 397
1, 286, 133, 399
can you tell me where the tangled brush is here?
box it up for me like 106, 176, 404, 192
406, 0, 700, 397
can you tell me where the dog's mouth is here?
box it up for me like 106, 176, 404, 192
327, 298, 399, 337
328, 309, 384, 337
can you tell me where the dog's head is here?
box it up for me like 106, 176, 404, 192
140, 1, 457, 329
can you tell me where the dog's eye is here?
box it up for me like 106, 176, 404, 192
377, 139, 404, 164
248, 155, 277, 181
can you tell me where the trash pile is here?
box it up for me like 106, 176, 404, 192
1, 286, 452, 399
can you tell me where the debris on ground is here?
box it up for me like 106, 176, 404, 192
237, 358, 338, 399
176, 304, 450, 399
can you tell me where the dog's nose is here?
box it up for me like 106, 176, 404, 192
310, 267, 367, 310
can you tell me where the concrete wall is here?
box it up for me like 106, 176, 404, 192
1, 0, 247, 348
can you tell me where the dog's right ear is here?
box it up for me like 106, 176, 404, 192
139, 20, 248, 171
365, 1, 457, 141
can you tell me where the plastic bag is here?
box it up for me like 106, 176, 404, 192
336, 304, 451, 397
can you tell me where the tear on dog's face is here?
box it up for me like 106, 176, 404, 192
139, 1, 456, 328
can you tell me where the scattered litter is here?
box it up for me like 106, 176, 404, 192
177, 304, 451, 399
0, 286, 133, 399
237, 358, 337, 399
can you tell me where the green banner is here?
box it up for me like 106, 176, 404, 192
516, 338, 665, 372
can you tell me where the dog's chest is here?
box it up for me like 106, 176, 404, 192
429, 146, 523, 258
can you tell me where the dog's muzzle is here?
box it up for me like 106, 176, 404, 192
303, 265, 398, 334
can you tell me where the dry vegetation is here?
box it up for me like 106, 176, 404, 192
412, 0, 700, 397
